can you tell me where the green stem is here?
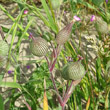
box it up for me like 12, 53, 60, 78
8, 23, 17, 59
14, 70, 17, 82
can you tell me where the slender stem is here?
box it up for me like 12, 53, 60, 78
63, 81, 74, 105
50, 72, 63, 105
46, 44, 64, 106
66, 81, 69, 93
62, 105, 65, 110
50, 72, 59, 94
63, 87, 65, 99
64, 79, 82, 105
63, 81, 69, 99
49, 58, 57, 72
45, 56, 50, 67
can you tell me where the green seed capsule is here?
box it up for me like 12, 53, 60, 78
95, 19, 108, 34
62, 62, 85, 80
30, 37, 48, 57
0, 40, 9, 56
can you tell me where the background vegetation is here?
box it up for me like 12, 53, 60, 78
0, 0, 110, 110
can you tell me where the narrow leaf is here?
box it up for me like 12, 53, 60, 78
0, 94, 4, 110
41, 0, 58, 33
0, 82, 21, 89
86, 97, 90, 110
43, 78, 48, 110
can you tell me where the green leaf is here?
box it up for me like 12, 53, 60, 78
0, 94, 4, 110
13, 17, 34, 51
105, 88, 110, 109
0, 71, 4, 82
41, 0, 58, 33
106, 60, 110, 72
0, 82, 21, 89
92, 0, 104, 6
96, 57, 105, 87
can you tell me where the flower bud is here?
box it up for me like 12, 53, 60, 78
62, 62, 85, 80
56, 21, 74, 45
56, 16, 80, 45
95, 19, 108, 34
0, 40, 9, 56
30, 37, 48, 57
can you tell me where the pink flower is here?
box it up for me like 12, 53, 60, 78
24, 10, 28, 15
90, 15, 96, 22
73, 16, 81, 21
64, 11, 66, 14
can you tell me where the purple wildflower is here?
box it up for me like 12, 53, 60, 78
26, 65, 30, 69
90, 15, 96, 22
24, 10, 28, 15
64, 11, 66, 14
29, 32, 33, 39
106, 0, 108, 3
8, 70, 13, 74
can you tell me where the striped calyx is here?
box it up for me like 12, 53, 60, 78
62, 62, 85, 80
95, 19, 108, 34
0, 40, 9, 56
56, 21, 74, 45
0, 56, 6, 68
30, 37, 48, 57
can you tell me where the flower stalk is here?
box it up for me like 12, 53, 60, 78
40, 16, 85, 110
44, 16, 84, 110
